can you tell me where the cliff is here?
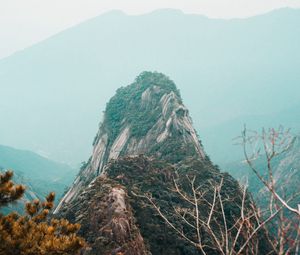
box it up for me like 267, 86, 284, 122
55, 72, 205, 213
55, 72, 270, 254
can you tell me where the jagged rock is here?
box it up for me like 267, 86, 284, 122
55, 72, 205, 212
55, 72, 271, 254
61, 176, 149, 255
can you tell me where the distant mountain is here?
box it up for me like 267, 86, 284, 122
0, 8, 299, 165
224, 136, 300, 211
0, 145, 77, 213
201, 104, 300, 166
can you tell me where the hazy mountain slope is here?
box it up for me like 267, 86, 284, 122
0, 145, 77, 213
0, 8, 299, 165
224, 136, 300, 210
201, 104, 300, 166
55, 72, 272, 254
0, 168, 39, 215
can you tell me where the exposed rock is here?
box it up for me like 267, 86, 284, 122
55, 72, 205, 212
55, 72, 271, 254
61, 176, 150, 255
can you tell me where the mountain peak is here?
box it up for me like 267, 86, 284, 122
55, 72, 205, 212
55, 73, 271, 254
97, 71, 204, 163
128, 71, 181, 99
103, 71, 182, 141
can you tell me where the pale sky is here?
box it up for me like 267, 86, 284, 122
0, 0, 300, 59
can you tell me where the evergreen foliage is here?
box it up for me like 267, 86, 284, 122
0, 170, 85, 255
100, 156, 272, 255
0, 171, 25, 207
104, 71, 181, 141
0, 145, 77, 214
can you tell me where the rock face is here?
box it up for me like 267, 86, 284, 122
55, 72, 205, 213
62, 175, 149, 255
55, 72, 270, 254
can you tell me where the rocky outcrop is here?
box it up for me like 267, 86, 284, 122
55, 72, 271, 254
62, 176, 149, 255
55, 72, 205, 213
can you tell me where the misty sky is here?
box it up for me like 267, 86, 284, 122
0, 0, 300, 58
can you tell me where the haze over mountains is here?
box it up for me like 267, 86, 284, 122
0, 144, 77, 213
0, 8, 299, 166
202, 103, 300, 165
0, 7, 299, 254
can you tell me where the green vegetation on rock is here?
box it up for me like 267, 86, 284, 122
104, 71, 181, 141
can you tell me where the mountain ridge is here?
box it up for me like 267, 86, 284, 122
2, 7, 300, 62
1, 7, 299, 61
1, 8, 299, 165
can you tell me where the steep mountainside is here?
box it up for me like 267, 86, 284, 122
0, 145, 76, 213
1, 9, 299, 164
201, 106, 300, 166
55, 72, 205, 212
55, 72, 271, 254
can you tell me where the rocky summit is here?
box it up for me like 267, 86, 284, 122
55, 72, 206, 212
55, 72, 270, 254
